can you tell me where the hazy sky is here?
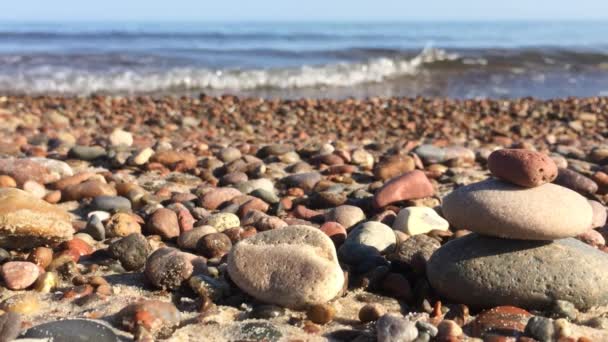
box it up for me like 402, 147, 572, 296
2, 0, 608, 21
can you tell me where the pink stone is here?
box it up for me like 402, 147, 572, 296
373, 170, 434, 208
293, 205, 323, 220
147, 208, 180, 240
577, 229, 606, 247
237, 197, 269, 217
173, 203, 195, 233
2, 261, 40, 290
199, 187, 242, 210
319, 222, 347, 247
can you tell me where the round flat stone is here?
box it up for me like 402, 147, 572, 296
442, 179, 592, 240
1, 262, 39, 290
427, 234, 608, 310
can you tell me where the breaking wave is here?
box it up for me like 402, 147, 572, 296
0, 47, 458, 94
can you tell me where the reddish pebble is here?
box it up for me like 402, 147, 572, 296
592, 171, 608, 194
470, 306, 531, 339
293, 205, 323, 220
63, 284, 94, 299
373, 170, 434, 208
62, 180, 117, 201
2, 261, 40, 290
52, 172, 95, 191
28, 247, 54, 269
62, 238, 93, 257
577, 229, 605, 247
437, 319, 464, 341
117, 300, 180, 338
319, 222, 347, 247
147, 208, 180, 240
237, 197, 269, 217
241, 227, 257, 239
43, 190, 61, 203
0, 175, 17, 188
324, 164, 357, 175
279, 197, 293, 210
488, 149, 557, 187
286, 187, 305, 197
173, 204, 195, 233
199, 187, 242, 210
197, 233, 232, 259
151, 150, 196, 169
56, 248, 84, 263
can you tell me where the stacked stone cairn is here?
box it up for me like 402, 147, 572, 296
428, 148, 608, 313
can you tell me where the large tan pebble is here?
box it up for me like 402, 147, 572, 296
442, 179, 592, 240
227, 225, 344, 308
0, 188, 73, 249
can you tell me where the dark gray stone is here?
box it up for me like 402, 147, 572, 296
91, 196, 132, 212
257, 144, 294, 158
21, 319, 120, 341
415, 320, 438, 337
281, 172, 321, 191
68, 145, 107, 160
414, 144, 446, 164
389, 234, 440, 274
0, 248, 10, 264
109, 233, 151, 271
84, 215, 106, 241
250, 188, 280, 204
249, 305, 285, 319
524, 316, 555, 342
0, 312, 21, 342
427, 234, 608, 310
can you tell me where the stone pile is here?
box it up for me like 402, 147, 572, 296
429, 149, 608, 310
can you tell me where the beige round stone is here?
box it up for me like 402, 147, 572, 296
106, 212, 141, 238
132, 147, 155, 165
0, 188, 73, 249
392, 206, 449, 236
109, 129, 133, 147
227, 225, 344, 308
203, 213, 240, 232
442, 179, 592, 240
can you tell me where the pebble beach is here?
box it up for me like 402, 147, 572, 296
0, 94, 607, 341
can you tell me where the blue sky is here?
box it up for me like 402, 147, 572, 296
2, 0, 608, 21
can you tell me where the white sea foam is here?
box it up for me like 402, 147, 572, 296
0, 48, 458, 94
